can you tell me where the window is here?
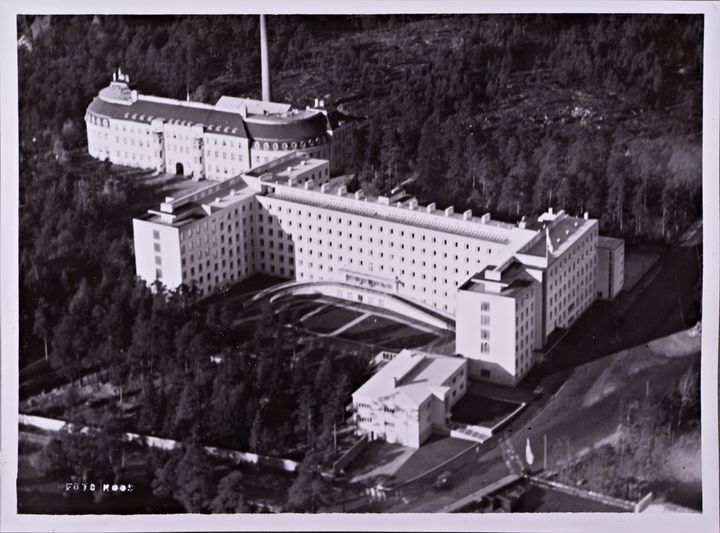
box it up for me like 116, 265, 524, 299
153, 230, 160, 240
480, 302, 490, 312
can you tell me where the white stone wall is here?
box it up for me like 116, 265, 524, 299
456, 289, 519, 384
85, 115, 112, 161
132, 218, 182, 290
202, 133, 251, 180
177, 196, 257, 296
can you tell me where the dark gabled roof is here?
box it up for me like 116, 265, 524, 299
87, 95, 333, 142
87, 97, 249, 138
243, 112, 329, 142
327, 109, 354, 129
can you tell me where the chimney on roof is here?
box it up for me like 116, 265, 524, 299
408, 199, 418, 210
463, 209, 472, 221
355, 190, 364, 200
444, 206, 454, 217
260, 15, 271, 102
338, 185, 347, 195
320, 183, 329, 193
314, 98, 319, 107
480, 213, 491, 223
584, 211, 589, 220
426, 202, 436, 213
548, 207, 554, 215
304, 179, 314, 190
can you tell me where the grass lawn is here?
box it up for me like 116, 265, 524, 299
451, 395, 521, 428
381, 325, 439, 350
391, 435, 474, 484
511, 327, 702, 508
302, 305, 364, 334
623, 246, 661, 291
277, 299, 323, 322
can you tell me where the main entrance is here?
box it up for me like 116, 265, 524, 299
175, 162, 184, 175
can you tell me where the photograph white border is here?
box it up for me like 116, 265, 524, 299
1, 1, 718, 532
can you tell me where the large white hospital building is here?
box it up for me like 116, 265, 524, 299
85, 70, 353, 180
131, 150, 619, 386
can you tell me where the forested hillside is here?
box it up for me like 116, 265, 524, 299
18, 14, 702, 240
16, 14, 704, 512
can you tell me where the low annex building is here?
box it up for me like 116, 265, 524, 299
351, 350, 468, 448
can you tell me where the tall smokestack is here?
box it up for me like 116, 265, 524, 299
260, 14, 271, 102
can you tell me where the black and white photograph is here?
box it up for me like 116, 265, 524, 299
1, 2, 718, 532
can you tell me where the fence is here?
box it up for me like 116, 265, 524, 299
634, 492, 654, 513
529, 476, 635, 511
332, 434, 369, 474
19, 414, 299, 473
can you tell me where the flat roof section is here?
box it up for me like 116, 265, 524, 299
264, 181, 537, 247
353, 350, 465, 408
246, 153, 327, 184
598, 235, 624, 250
459, 262, 535, 299
523, 216, 588, 257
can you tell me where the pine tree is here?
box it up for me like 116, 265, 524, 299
33, 297, 51, 360
210, 471, 248, 513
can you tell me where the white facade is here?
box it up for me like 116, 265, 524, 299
515, 209, 599, 343
352, 350, 468, 448
132, 149, 609, 385
85, 72, 353, 180
255, 179, 536, 316
456, 260, 542, 385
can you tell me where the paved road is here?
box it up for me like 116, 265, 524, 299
370, 244, 700, 512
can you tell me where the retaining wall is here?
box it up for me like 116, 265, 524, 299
332, 434, 369, 474
19, 414, 299, 473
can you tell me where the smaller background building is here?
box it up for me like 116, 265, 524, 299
352, 350, 468, 448
597, 236, 625, 300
